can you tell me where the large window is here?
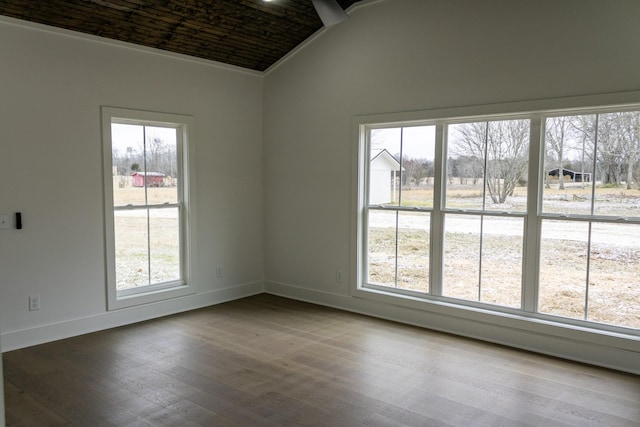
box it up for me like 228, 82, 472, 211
358, 105, 640, 333
102, 107, 194, 310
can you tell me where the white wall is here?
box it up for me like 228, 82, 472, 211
263, 0, 640, 372
1, 0, 639, 378
0, 17, 264, 350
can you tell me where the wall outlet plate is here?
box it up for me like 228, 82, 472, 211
0, 214, 9, 230
29, 295, 40, 311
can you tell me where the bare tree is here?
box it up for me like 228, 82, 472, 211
451, 120, 529, 204
568, 114, 596, 189
597, 113, 626, 185
145, 134, 177, 176
402, 158, 429, 187
619, 112, 640, 189
568, 112, 640, 188
545, 116, 571, 189
486, 120, 529, 203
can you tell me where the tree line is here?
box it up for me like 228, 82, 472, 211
396, 111, 640, 205
546, 112, 640, 190
112, 136, 177, 178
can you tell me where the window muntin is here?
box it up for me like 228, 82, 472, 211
103, 107, 193, 310
359, 105, 640, 332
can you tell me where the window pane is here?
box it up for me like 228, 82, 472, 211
594, 112, 640, 217
149, 208, 181, 284
484, 120, 529, 212
446, 122, 486, 210
443, 215, 522, 307
111, 124, 178, 207
114, 210, 149, 289
446, 120, 529, 212
443, 214, 481, 300
111, 123, 145, 206
369, 128, 401, 206
479, 216, 523, 308
145, 126, 178, 205
542, 115, 596, 215
588, 223, 640, 329
399, 126, 436, 208
396, 211, 430, 293
538, 220, 589, 320
367, 210, 396, 286
366, 210, 430, 292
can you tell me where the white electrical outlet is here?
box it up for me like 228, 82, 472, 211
336, 270, 343, 283
29, 295, 40, 311
216, 266, 223, 278
0, 214, 9, 230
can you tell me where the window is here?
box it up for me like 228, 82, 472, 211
357, 104, 640, 333
539, 111, 640, 327
102, 107, 195, 310
443, 119, 529, 308
366, 126, 435, 293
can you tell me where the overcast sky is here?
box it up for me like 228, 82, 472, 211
111, 123, 176, 154
371, 125, 436, 160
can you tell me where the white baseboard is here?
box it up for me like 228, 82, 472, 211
1, 281, 264, 352
264, 280, 640, 375
4, 279, 637, 375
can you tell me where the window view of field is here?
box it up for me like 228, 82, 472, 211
111, 123, 182, 291
366, 112, 640, 330
113, 199, 180, 290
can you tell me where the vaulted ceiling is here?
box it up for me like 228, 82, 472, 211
0, 0, 359, 71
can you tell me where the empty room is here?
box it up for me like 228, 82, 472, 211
1, 0, 639, 425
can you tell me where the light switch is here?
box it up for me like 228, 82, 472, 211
0, 214, 9, 230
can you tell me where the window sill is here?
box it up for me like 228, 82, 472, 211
353, 285, 640, 352
108, 283, 195, 311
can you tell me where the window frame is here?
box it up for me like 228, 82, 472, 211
102, 106, 196, 310
353, 93, 640, 337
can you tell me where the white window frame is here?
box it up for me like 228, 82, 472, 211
102, 106, 196, 310
353, 92, 640, 338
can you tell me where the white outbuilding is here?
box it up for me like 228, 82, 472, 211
369, 149, 402, 204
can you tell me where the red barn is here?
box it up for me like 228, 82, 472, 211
132, 172, 165, 187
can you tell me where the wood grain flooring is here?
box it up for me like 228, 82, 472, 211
3, 294, 640, 426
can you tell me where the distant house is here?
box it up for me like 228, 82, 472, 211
547, 168, 592, 183
132, 172, 165, 187
370, 149, 402, 204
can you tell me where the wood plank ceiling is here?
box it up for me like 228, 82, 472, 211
0, 0, 358, 71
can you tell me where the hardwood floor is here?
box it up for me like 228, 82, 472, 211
3, 294, 640, 426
